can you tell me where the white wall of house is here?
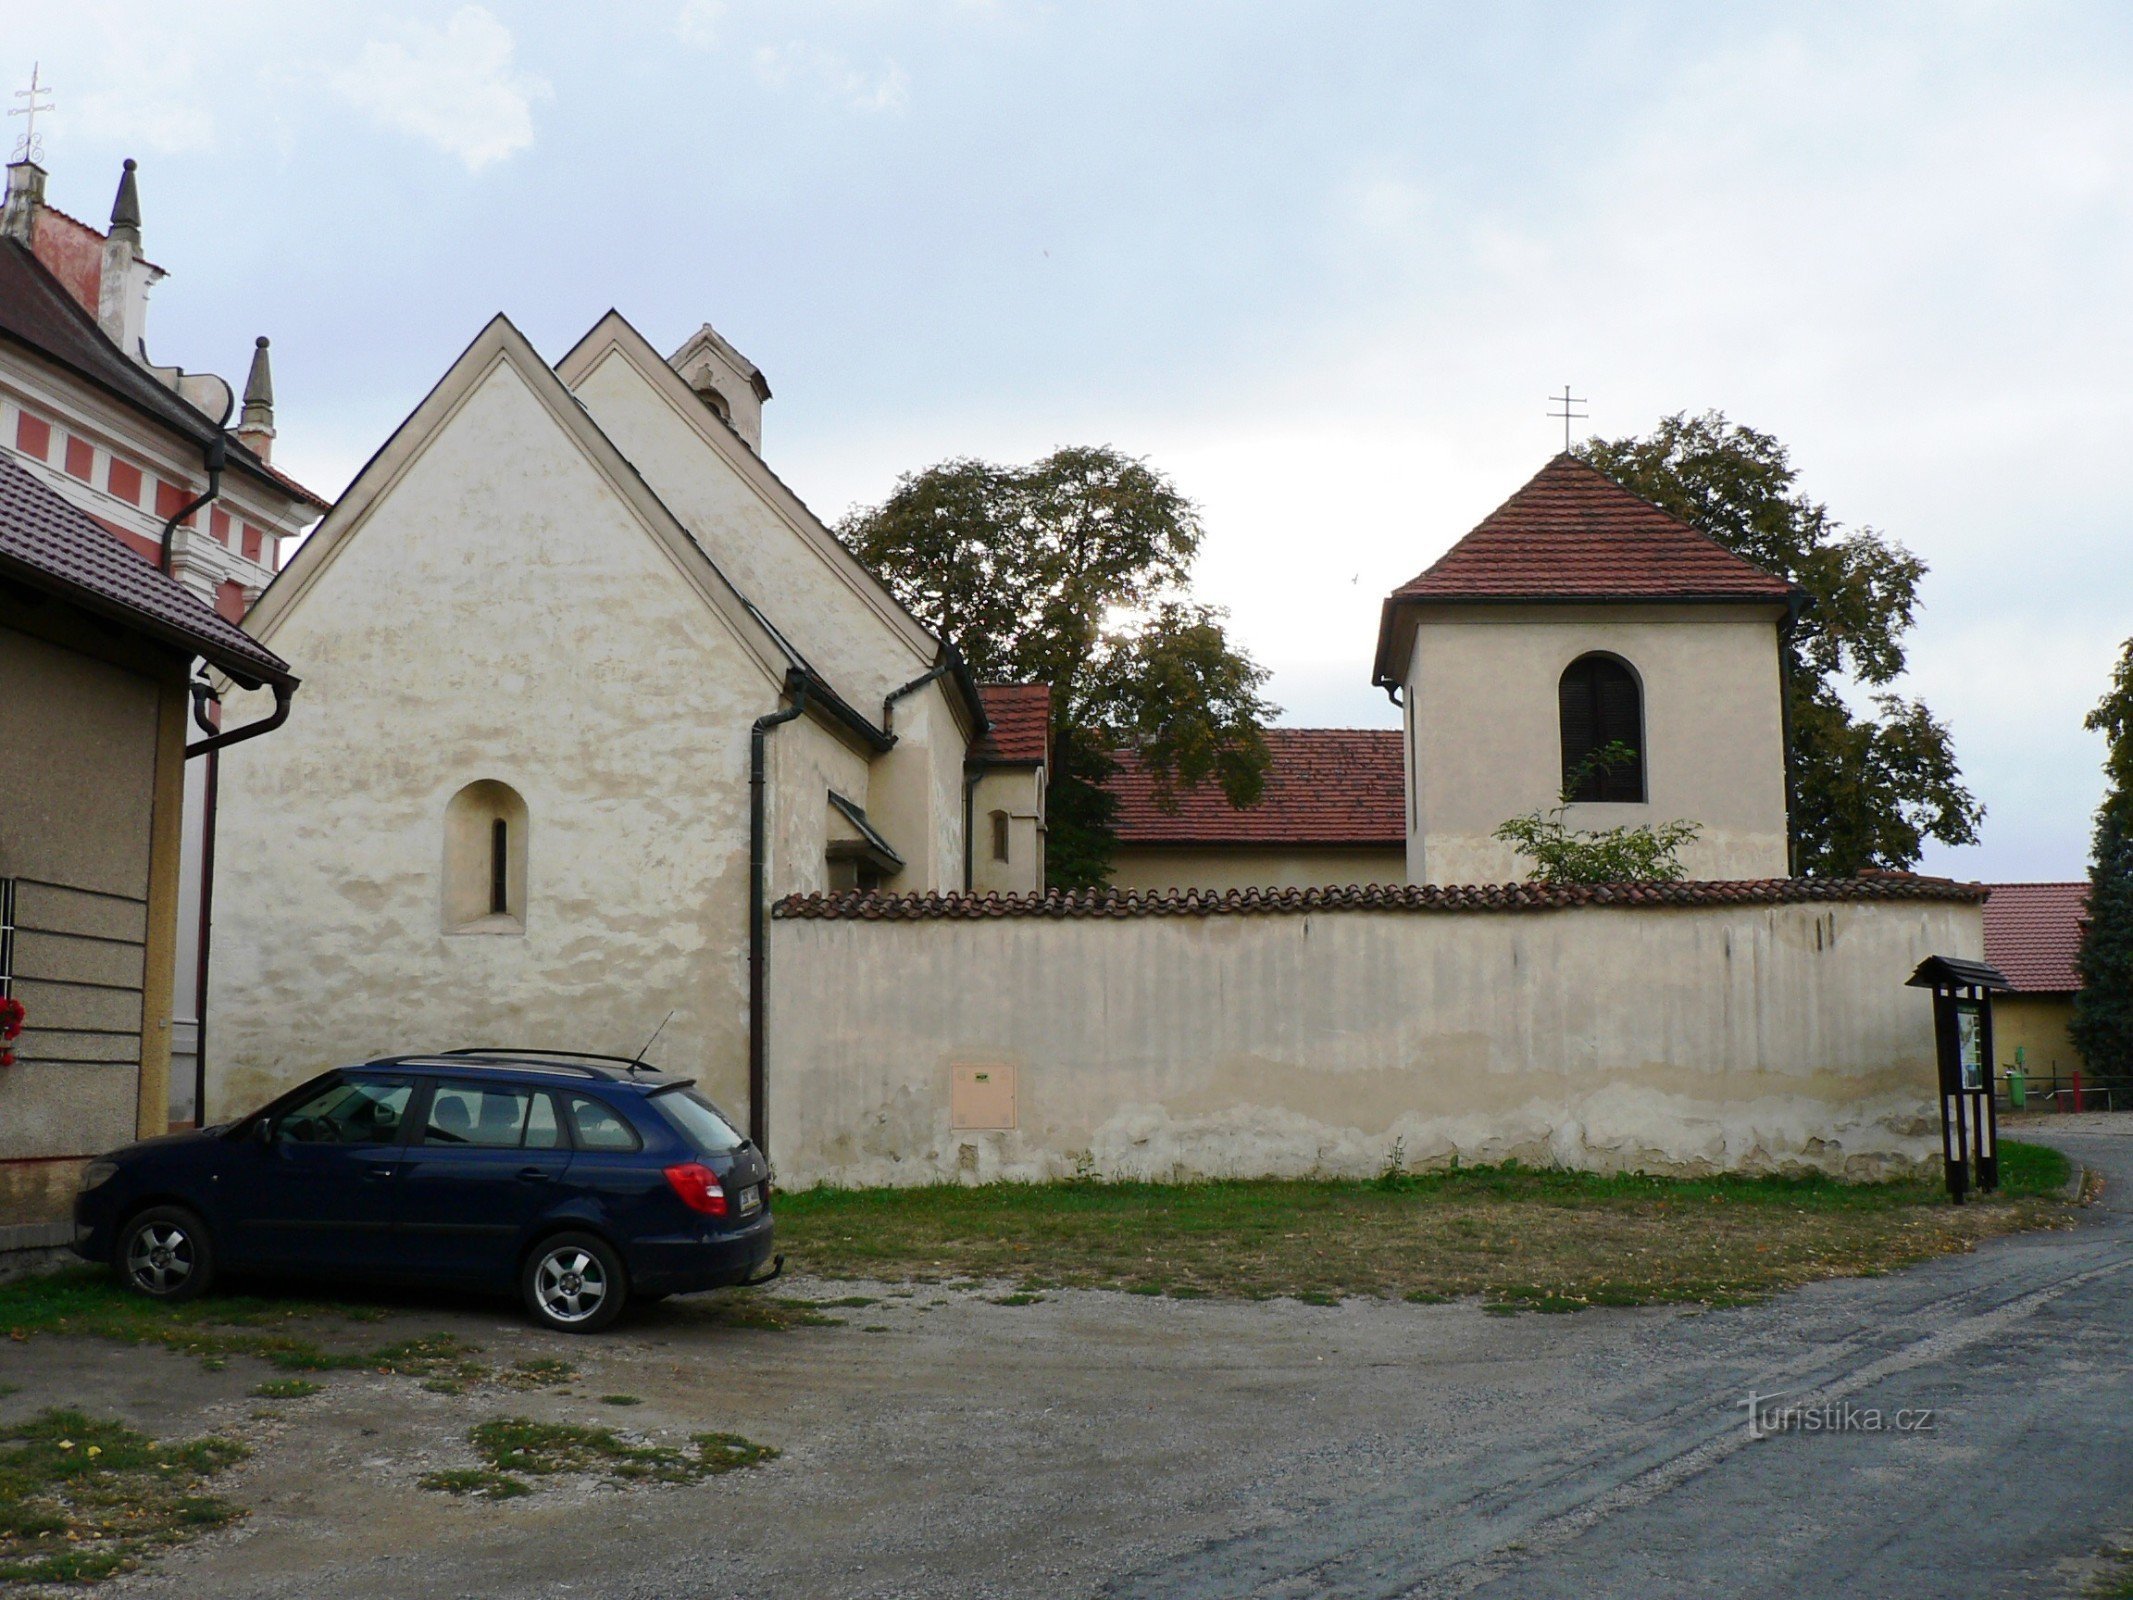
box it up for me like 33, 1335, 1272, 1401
1404, 604, 1791, 886
969, 765, 1045, 894
770, 891, 1980, 1188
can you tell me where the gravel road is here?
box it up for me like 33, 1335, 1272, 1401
4, 1125, 2124, 1600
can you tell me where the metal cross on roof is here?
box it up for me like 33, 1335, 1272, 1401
10, 62, 54, 164
1548, 385, 1588, 453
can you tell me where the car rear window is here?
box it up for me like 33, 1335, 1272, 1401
653, 1089, 746, 1155
565, 1094, 643, 1152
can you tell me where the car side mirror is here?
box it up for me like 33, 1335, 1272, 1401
254, 1118, 275, 1145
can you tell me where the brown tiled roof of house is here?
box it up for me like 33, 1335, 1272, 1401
1983, 882, 2088, 993
0, 239, 327, 510
1108, 728, 1405, 846
973, 683, 1050, 764
776, 875, 1988, 921
1390, 454, 1796, 606
0, 455, 292, 688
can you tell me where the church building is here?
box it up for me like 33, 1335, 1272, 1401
205, 311, 1043, 1139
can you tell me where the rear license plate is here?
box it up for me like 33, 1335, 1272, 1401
736, 1185, 761, 1217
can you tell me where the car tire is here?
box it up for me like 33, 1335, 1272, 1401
116, 1205, 216, 1303
521, 1232, 627, 1334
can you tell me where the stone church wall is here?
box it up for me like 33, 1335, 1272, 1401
769, 883, 1983, 1188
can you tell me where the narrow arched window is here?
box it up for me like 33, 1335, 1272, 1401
991, 809, 1011, 863
1559, 654, 1645, 802
489, 818, 510, 915
444, 780, 529, 933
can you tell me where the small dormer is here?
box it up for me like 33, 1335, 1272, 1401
666, 322, 771, 453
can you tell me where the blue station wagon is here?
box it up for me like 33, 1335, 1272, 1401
71, 1051, 778, 1332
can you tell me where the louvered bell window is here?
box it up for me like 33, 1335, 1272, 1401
1559, 655, 1645, 802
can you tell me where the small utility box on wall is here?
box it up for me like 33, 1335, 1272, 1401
951, 1064, 1018, 1130
1907, 956, 2013, 1204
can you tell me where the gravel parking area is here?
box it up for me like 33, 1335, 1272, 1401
0, 1127, 2124, 1598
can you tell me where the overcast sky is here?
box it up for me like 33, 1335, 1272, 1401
8, 2, 2127, 880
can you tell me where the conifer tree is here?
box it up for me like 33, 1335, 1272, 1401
2072, 636, 2133, 1077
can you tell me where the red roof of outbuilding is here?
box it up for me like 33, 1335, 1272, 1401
973, 683, 1050, 764
1390, 454, 1796, 606
1108, 728, 1405, 846
1983, 882, 2088, 993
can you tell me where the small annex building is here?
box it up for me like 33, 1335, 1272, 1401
0, 456, 293, 1242
1981, 882, 2090, 1096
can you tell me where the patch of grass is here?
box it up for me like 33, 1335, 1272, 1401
0, 1269, 481, 1379
662, 1293, 842, 1333
599, 1395, 642, 1407
417, 1467, 529, 1501
772, 1141, 2074, 1308
457, 1418, 776, 1489
0, 1409, 245, 1586
988, 1292, 1044, 1307
494, 1358, 576, 1391
819, 1295, 879, 1309
248, 1379, 323, 1400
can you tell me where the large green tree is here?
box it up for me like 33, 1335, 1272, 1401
1581, 412, 1981, 874
2072, 636, 2133, 1077
838, 446, 1273, 888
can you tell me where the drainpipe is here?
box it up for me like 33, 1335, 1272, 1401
159, 394, 232, 576
181, 676, 294, 1128
749, 671, 810, 1156
961, 763, 983, 891
882, 657, 954, 735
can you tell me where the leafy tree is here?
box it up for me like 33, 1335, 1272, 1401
839, 446, 1273, 888
1581, 412, 1981, 875
1494, 742, 1702, 884
2072, 637, 2133, 1077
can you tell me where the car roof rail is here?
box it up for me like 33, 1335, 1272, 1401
411, 1052, 609, 1079
436, 1048, 675, 1078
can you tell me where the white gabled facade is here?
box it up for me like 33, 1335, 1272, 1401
208, 312, 1013, 1136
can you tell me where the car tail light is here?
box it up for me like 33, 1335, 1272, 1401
664, 1162, 728, 1217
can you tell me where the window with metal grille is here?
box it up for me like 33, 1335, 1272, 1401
1559, 654, 1645, 802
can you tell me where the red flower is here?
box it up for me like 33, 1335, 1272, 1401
0, 997, 23, 1042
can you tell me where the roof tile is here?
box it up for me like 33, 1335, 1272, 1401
973, 683, 1050, 764
0, 454, 291, 686
1391, 454, 1796, 604
1108, 728, 1404, 845
1982, 882, 2088, 993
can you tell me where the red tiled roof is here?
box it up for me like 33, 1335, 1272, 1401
1390, 454, 1797, 605
776, 875, 1989, 921
1983, 882, 2088, 993
0, 455, 292, 687
1108, 728, 1405, 846
973, 683, 1050, 764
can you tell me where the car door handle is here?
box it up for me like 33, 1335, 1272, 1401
516, 1167, 552, 1183
364, 1165, 397, 1181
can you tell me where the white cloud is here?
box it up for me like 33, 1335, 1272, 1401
332, 6, 550, 172
675, 0, 724, 49
753, 42, 910, 113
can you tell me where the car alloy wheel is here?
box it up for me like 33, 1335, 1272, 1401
126, 1220, 195, 1296
533, 1245, 609, 1325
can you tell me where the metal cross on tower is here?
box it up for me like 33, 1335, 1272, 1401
10, 63, 54, 164
1548, 385, 1587, 453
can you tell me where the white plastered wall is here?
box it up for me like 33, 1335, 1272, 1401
1405, 605, 1791, 885
969, 765, 1045, 894
772, 896, 1981, 1188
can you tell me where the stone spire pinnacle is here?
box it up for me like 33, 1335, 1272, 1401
236, 336, 276, 460
109, 157, 140, 236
